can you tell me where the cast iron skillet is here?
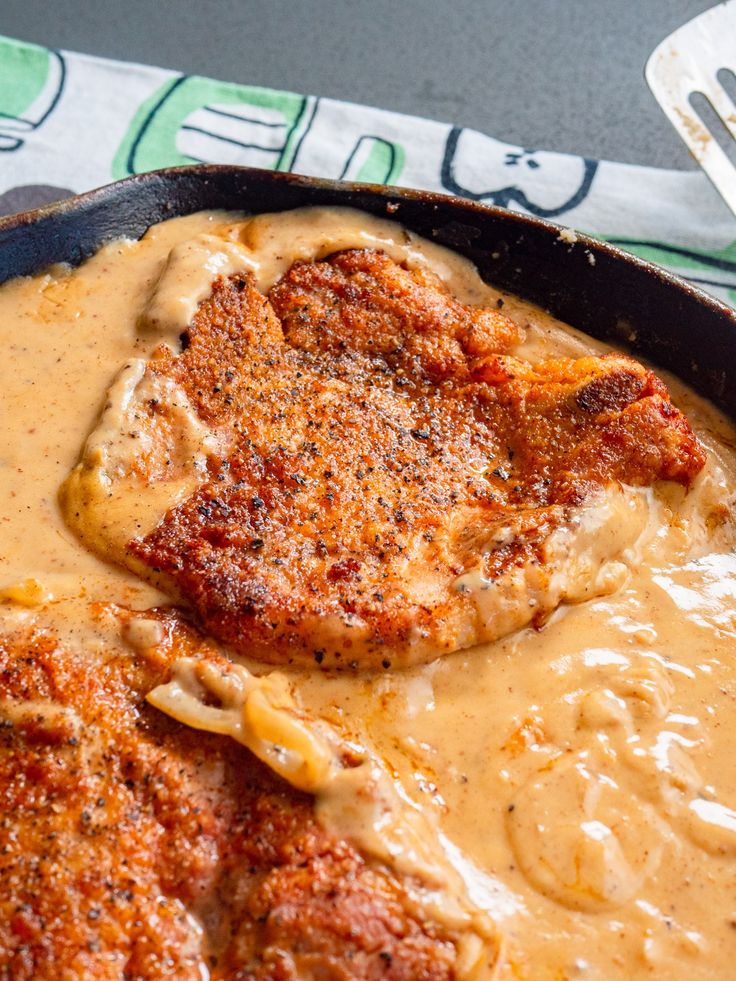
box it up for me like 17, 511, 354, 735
2, 164, 735, 414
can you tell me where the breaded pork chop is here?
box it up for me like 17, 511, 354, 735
0, 610, 479, 980
88, 250, 704, 669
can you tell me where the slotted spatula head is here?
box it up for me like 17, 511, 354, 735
646, 0, 736, 216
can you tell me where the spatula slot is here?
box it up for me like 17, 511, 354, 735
716, 67, 736, 106
688, 89, 736, 166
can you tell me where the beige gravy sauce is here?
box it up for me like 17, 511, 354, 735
2, 207, 736, 978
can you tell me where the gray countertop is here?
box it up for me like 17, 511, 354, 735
1, 0, 715, 170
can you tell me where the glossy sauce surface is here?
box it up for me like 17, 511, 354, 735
2, 208, 736, 978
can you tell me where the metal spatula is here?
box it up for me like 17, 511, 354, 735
646, 0, 736, 216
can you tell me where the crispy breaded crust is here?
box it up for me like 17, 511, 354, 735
0, 611, 464, 980
129, 251, 705, 668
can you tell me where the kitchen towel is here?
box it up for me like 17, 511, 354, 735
1, 34, 735, 304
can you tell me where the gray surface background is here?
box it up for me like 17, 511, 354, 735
1, 0, 716, 170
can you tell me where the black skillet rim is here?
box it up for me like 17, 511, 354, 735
1, 164, 734, 415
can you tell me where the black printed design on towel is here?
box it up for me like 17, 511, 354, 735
441, 126, 598, 219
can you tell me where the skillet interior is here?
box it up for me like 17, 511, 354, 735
1, 163, 735, 415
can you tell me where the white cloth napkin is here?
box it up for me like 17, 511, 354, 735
2, 33, 735, 303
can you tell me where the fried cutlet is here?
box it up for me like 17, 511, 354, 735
0, 608, 487, 980
67, 249, 704, 668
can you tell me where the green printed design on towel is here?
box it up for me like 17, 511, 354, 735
623, 240, 736, 305
113, 75, 311, 178
600, 235, 736, 302
611, 238, 736, 272
346, 136, 405, 185
0, 36, 50, 120
0, 35, 64, 152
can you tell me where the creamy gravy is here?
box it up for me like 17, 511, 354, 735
2, 208, 736, 978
